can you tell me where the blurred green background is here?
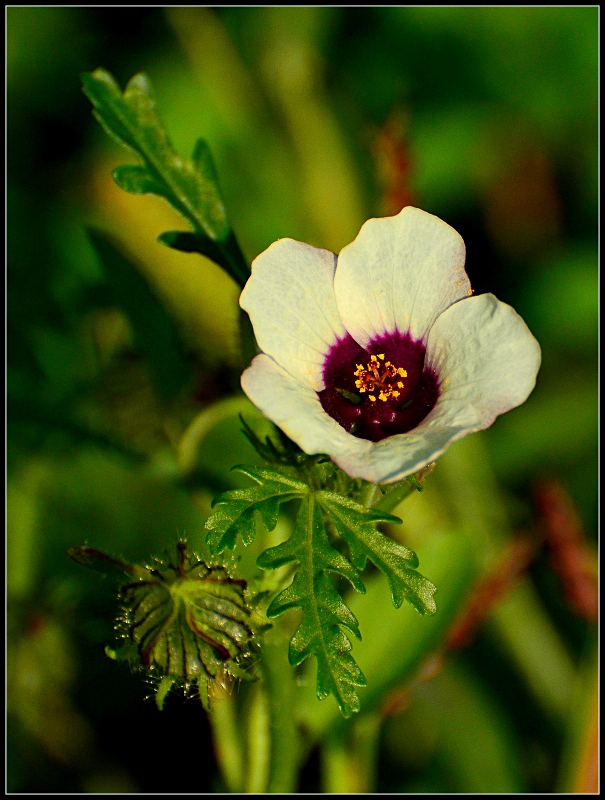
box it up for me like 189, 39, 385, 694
7, 7, 597, 793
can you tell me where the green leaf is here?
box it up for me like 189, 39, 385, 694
112, 164, 164, 195
317, 492, 437, 615
258, 494, 366, 717
205, 464, 438, 718
297, 531, 475, 740
155, 676, 175, 711
81, 69, 250, 287
205, 466, 309, 553
191, 137, 220, 185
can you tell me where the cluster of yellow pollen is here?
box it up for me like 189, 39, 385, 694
354, 354, 407, 402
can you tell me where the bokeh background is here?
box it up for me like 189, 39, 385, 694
7, 7, 597, 793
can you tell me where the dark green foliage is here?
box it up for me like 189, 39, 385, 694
86, 229, 191, 401
205, 465, 436, 717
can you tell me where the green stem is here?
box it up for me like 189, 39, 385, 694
373, 479, 415, 513
360, 482, 382, 508
489, 578, 575, 724
260, 629, 300, 792
321, 712, 382, 793
245, 684, 271, 792
217, 229, 250, 289
209, 692, 245, 793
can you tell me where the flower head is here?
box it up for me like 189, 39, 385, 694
240, 207, 541, 484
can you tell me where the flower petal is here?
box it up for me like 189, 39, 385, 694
426, 293, 542, 430
303, 294, 540, 486
330, 424, 467, 484
334, 206, 469, 347
241, 354, 373, 459
240, 238, 346, 390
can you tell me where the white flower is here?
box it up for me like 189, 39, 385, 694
240, 207, 541, 484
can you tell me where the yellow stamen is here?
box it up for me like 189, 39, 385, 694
351, 354, 408, 404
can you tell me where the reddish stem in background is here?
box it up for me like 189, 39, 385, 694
371, 112, 414, 216
533, 479, 598, 623
445, 535, 540, 651
382, 478, 598, 720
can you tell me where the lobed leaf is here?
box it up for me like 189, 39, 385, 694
205, 464, 438, 718
258, 494, 366, 717
318, 491, 437, 614
205, 465, 308, 553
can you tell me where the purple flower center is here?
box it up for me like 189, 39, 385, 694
318, 330, 440, 442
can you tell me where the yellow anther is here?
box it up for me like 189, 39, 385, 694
352, 355, 408, 405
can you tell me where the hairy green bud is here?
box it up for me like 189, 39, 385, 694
69, 541, 264, 709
